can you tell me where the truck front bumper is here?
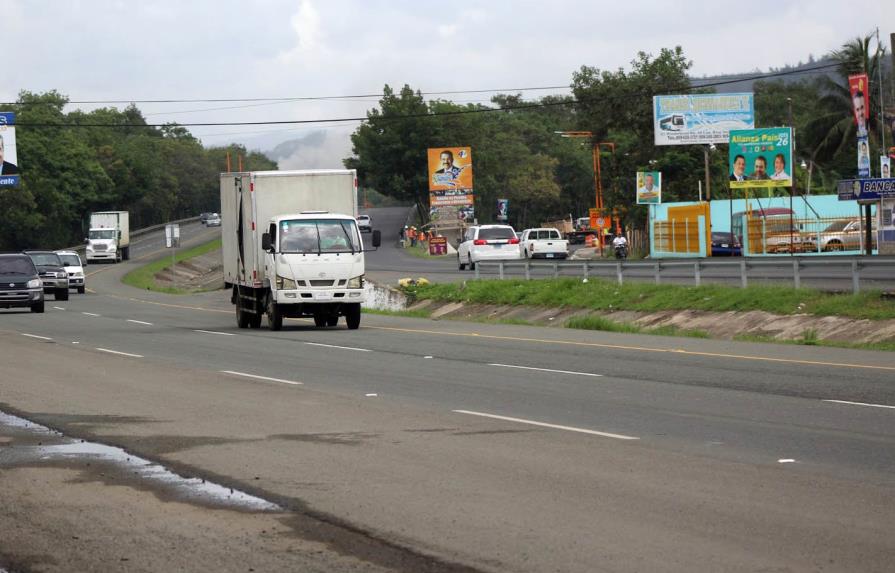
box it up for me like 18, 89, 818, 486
275, 289, 366, 305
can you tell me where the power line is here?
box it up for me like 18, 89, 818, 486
11, 63, 843, 129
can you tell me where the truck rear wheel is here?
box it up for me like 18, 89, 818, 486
326, 316, 339, 327
236, 295, 251, 329
313, 312, 326, 328
345, 303, 361, 330
267, 299, 283, 331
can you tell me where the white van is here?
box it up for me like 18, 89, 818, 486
55, 250, 86, 294
457, 225, 521, 270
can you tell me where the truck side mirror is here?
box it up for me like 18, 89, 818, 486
372, 230, 381, 248
261, 232, 272, 252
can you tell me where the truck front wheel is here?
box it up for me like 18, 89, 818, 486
267, 298, 283, 331
345, 303, 361, 330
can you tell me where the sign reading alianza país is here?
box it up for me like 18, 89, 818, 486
0, 112, 20, 187
653, 93, 754, 146
729, 128, 793, 189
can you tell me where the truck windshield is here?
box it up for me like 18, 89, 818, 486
279, 219, 361, 254
89, 230, 117, 240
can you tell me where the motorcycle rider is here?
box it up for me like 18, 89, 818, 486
612, 233, 628, 259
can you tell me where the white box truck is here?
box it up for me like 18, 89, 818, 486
86, 211, 130, 263
221, 170, 380, 330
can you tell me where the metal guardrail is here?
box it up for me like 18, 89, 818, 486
473, 256, 895, 294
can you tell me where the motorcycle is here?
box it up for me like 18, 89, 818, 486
613, 243, 628, 260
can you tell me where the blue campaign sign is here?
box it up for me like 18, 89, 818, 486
837, 178, 895, 201
0, 111, 19, 187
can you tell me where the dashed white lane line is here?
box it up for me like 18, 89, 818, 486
22, 333, 53, 341
82, 312, 101, 317
52, 306, 65, 311
96, 348, 144, 358
453, 410, 640, 441
220, 370, 303, 386
778, 459, 797, 463
823, 399, 895, 410
488, 363, 603, 378
365, 393, 378, 397
127, 319, 154, 326
194, 329, 236, 336
304, 342, 372, 352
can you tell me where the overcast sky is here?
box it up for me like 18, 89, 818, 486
3, 0, 893, 163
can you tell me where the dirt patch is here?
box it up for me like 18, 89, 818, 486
154, 250, 224, 291
408, 300, 895, 345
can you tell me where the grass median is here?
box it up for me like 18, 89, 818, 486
412, 277, 895, 321
122, 239, 222, 294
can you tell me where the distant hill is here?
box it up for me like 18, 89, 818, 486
690, 57, 843, 93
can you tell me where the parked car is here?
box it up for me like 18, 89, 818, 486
457, 225, 521, 270
205, 213, 222, 227
804, 219, 877, 252
357, 214, 373, 233
24, 251, 70, 301
710, 232, 742, 256
56, 250, 87, 294
519, 228, 569, 259
0, 253, 45, 313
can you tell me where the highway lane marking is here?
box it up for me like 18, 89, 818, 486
453, 410, 640, 441
365, 325, 895, 373
82, 312, 101, 317
88, 290, 895, 374
52, 306, 65, 311
220, 370, 303, 386
96, 348, 144, 358
489, 363, 603, 377
194, 329, 236, 336
305, 342, 372, 352
778, 459, 797, 463
823, 399, 895, 410
127, 319, 154, 326
22, 333, 53, 341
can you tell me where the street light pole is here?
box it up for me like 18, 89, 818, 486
703, 145, 711, 201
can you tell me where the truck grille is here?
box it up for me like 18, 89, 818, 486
309, 280, 335, 287
93, 244, 108, 252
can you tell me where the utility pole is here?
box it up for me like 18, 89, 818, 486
703, 145, 711, 201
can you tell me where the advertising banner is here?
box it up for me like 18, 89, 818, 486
653, 93, 754, 146
428, 147, 473, 191
636, 171, 662, 204
0, 112, 20, 188
858, 137, 871, 178
837, 178, 895, 201
729, 128, 793, 189
882, 156, 892, 179
428, 236, 448, 256
428, 147, 473, 222
496, 198, 508, 221
848, 74, 870, 138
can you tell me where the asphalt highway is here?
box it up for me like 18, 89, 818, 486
1, 212, 894, 572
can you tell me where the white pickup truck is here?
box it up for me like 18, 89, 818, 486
519, 228, 569, 259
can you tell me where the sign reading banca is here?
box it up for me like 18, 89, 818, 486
653, 93, 754, 146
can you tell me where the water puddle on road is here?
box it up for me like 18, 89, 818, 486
0, 410, 280, 512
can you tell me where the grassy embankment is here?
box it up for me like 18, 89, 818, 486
122, 239, 222, 294
394, 277, 895, 350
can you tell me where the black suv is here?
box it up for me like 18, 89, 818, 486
24, 250, 70, 301
0, 253, 45, 313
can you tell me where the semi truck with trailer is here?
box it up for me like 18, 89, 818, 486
86, 211, 130, 262
221, 170, 380, 331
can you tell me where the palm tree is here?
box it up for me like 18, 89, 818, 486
801, 34, 886, 166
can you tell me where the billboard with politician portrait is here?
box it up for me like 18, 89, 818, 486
636, 171, 662, 204
428, 147, 474, 223
729, 128, 792, 189
848, 74, 870, 138
0, 112, 20, 188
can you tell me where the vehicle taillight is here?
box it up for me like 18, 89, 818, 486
474, 239, 488, 245
508, 238, 520, 244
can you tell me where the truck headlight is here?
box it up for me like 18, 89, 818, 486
27, 279, 41, 288
276, 275, 297, 290
86, 245, 93, 251
347, 275, 364, 289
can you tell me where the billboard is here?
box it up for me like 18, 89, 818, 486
653, 93, 754, 146
848, 74, 870, 138
0, 112, 19, 188
858, 137, 871, 178
636, 171, 662, 204
882, 156, 891, 179
836, 178, 895, 201
428, 147, 473, 222
496, 198, 508, 221
729, 128, 792, 189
